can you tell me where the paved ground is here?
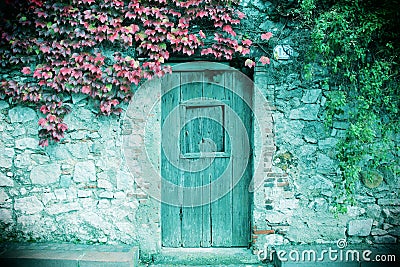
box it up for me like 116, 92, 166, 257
1, 242, 399, 267
0, 242, 139, 267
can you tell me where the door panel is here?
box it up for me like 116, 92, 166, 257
161, 68, 252, 248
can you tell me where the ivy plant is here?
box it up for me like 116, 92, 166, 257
302, 0, 399, 208
0, 0, 272, 146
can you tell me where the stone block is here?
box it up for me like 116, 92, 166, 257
0, 172, 13, 186
333, 121, 350, 130
15, 138, 38, 150
264, 234, 285, 246
8, 106, 37, 123
97, 199, 110, 209
0, 189, 11, 206
74, 161, 96, 183
0, 100, 9, 110
45, 202, 81, 215
59, 175, 72, 188
0, 208, 13, 224
348, 219, 373, 236
41, 192, 55, 205
113, 192, 126, 199
266, 210, 286, 224
54, 189, 67, 201
377, 199, 400, 206
14, 196, 43, 214
318, 138, 339, 150
388, 226, 400, 237
30, 163, 61, 185
77, 190, 92, 198
66, 143, 90, 159
372, 235, 397, 244
316, 153, 337, 174
289, 104, 320, 121
370, 228, 388, 236
301, 89, 321, 103
116, 171, 134, 190
99, 191, 113, 199
365, 204, 381, 220
0, 148, 15, 168
97, 179, 113, 189
14, 151, 33, 168
347, 206, 366, 217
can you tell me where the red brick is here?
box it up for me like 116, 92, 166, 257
277, 181, 289, 187
253, 229, 275, 235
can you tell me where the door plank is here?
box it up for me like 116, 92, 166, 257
208, 73, 233, 247
231, 71, 252, 246
201, 170, 211, 247
161, 72, 183, 247
181, 72, 204, 247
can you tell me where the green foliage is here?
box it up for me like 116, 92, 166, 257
303, 0, 400, 208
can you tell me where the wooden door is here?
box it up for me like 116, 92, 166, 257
161, 64, 252, 248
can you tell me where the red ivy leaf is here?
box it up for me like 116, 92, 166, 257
82, 85, 91, 94
261, 32, 273, 41
21, 67, 31, 75
245, 59, 255, 68
242, 39, 252, 46
222, 25, 236, 37
39, 139, 49, 147
259, 56, 270, 65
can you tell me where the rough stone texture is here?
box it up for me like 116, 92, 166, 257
289, 104, 319, 121
73, 161, 96, 183
8, 106, 37, 123
116, 171, 134, 190
0, 172, 13, 187
98, 179, 113, 189
316, 153, 337, 174
371, 228, 388, 236
77, 190, 92, 198
318, 137, 339, 150
45, 202, 81, 215
0, 148, 14, 168
0, 208, 13, 224
30, 163, 61, 184
348, 219, 373, 236
66, 143, 90, 159
15, 137, 38, 150
264, 234, 285, 246
0, 100, 9, 110
14, 196, 44, 214
372, 235, 397, 243
377, 199, 400, 206
0, 189, 11, 207
301, 89, 321, 103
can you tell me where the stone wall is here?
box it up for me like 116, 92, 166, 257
251, 61, 399, 251
0, 99, 160, 260
0, 0, 399, 262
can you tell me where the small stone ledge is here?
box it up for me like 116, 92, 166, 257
0, 242, 139, 267
153, 247, 260, 265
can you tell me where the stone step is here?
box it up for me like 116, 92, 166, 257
0, 242, 139, 267
152, 247, 264, 266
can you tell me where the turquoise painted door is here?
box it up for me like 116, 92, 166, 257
161, 65, 252, 248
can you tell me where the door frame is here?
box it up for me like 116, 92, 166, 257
160, 61, 254, 248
